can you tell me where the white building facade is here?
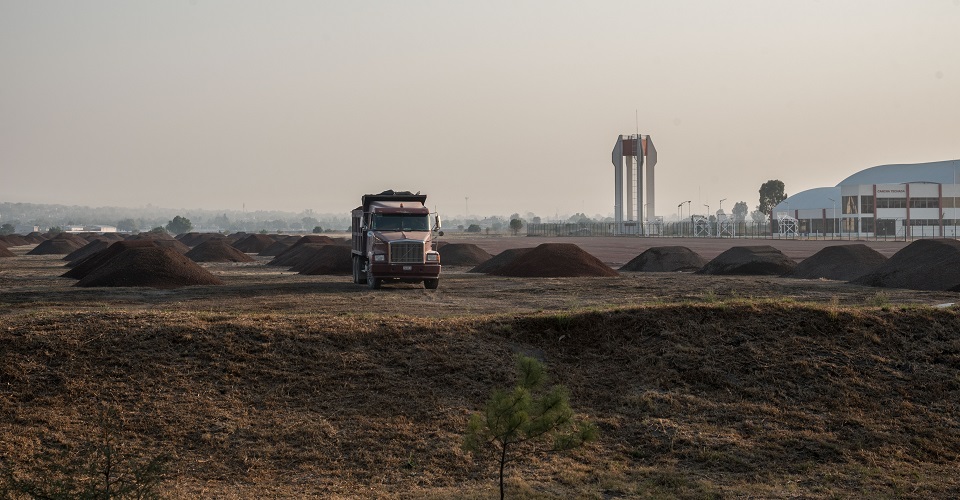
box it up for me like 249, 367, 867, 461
775, 160, 960, 238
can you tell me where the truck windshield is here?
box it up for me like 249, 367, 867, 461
371, 214, 430, 231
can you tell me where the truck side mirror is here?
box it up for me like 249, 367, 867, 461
433, 215, 442, 231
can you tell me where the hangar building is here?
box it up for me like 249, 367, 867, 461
773, 159, 960, 238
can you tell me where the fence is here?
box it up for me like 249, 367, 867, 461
526, 219, 960, 241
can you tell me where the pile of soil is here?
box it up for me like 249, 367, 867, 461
697, 246, 797, 276
63, 240, 160, 280
63, 239, 112, 265
177, 232, 226, 247
26, 238, 85, 255
0, 235, 30, 246
790, 244, 888, 281
128, 231, 175, 241
0, 246, 15, 258
75, 246, 224, 288
294, 245, 353, 275
269, 236, 339, 265
438, 243, 492, 266
269, 243, 332, 267
851, 239, 960, 291
258, 240, 292, 257
491, 243, 618, 277
619, 246, 707, 272
232, 234, 275, 253
185, 240, 256, 263
468, 247, 533, 273
24, 232, 46, 244
98, 233, 126, 241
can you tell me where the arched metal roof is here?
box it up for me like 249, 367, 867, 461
836, 159, 960, 186
774, 186, 841, 212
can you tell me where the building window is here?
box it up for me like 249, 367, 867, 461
909, 197, 940, 208
843, 217, 858, 232
860, 217, 875, 233
876, 197, 907, 209
842, 196, 859, 214
860, 195, 874, 214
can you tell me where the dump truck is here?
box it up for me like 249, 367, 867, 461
351, 190, 443, 289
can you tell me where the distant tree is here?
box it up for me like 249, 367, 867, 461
302, 217, 320, 230
531, 216, 542, 225
509, 218, 524, 236
212, 213, 230, 229
457, 225, 465, 232
491, 220, 504, 233
165, 216, 193, 235
149, 226, 167, 234
750, 210, 767, 224
758, 180, 788, 216
312, 226, 323, 234
0, 223, 14, 235
47, 226, 63, 235
464, 355, 597, 500
116, 218, 137, 232
731, 201, 748, 222
466, 224, 482, 233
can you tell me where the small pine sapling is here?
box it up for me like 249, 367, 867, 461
463, 355, 597, 499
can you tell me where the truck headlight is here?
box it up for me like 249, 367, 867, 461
374, 254, 386, 262
426, 253, 439, 262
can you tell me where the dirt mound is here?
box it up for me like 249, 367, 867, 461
24, 232, 46, 244
294, 245, 353, 275
63, 239, 112, 265
98, 233, 126, 241
0, 246, 14, 258
232, 234, 276, 253
270, 236, 339, 264
438, 243, 492, 266
185, 240, 256, 263
468, 247, 533, 273
697, 245, 797, 275
152, 239, 191, 254
26, 238, 85, 255
177, 232, 226, 247
127, 231, 175, 241
62, 240, 160, 280
851, 239, 960, 291
491, 243, 618, 277
258, 240, 292, 257
619, 246, 707, 272
269, 243, 332, 267
791, 244, 888, 281
0, 235, 30, 247
75, 246, 223, 288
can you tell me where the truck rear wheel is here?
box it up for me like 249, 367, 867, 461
423, 278, 439, 290
354, 256, 367, 285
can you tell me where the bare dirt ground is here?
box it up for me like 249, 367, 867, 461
2, 240, 959, 499
1, 238, 955, 316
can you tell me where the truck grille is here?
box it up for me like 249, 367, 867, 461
390, 241, 424, 264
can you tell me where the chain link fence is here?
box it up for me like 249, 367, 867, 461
526, 219, 960, 241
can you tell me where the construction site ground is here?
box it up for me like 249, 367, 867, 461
2, 236, 958, 498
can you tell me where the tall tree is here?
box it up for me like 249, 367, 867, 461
165, 216, 193, 235
731, 201, 749, 222
758, 180, 788, 215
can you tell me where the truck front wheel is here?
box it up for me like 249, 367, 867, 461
424, 278, 439, 290
367, 268, 381, 289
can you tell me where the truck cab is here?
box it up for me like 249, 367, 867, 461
351, 191, 442, 289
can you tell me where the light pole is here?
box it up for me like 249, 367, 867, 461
704, 204, 711, 236
719, 198, 726, 215
677, 202, 683, 236
828, 197, 836, 238
685, 201, 692, 236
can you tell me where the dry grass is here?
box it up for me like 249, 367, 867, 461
1, 252, 959, 498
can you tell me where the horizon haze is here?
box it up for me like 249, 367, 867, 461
2, 1, 959, 220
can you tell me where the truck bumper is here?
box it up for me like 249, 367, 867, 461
369, 262, 441, 280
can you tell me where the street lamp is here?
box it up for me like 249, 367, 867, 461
677, 202, 683, 236
684, 201, 692, 236
719, 198, 726, 214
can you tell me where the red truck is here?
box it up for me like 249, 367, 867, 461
351, 190, 443, 289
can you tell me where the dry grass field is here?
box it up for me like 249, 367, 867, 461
2, 237, 959, 498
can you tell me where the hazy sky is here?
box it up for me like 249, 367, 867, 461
2, 1, 959, 220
